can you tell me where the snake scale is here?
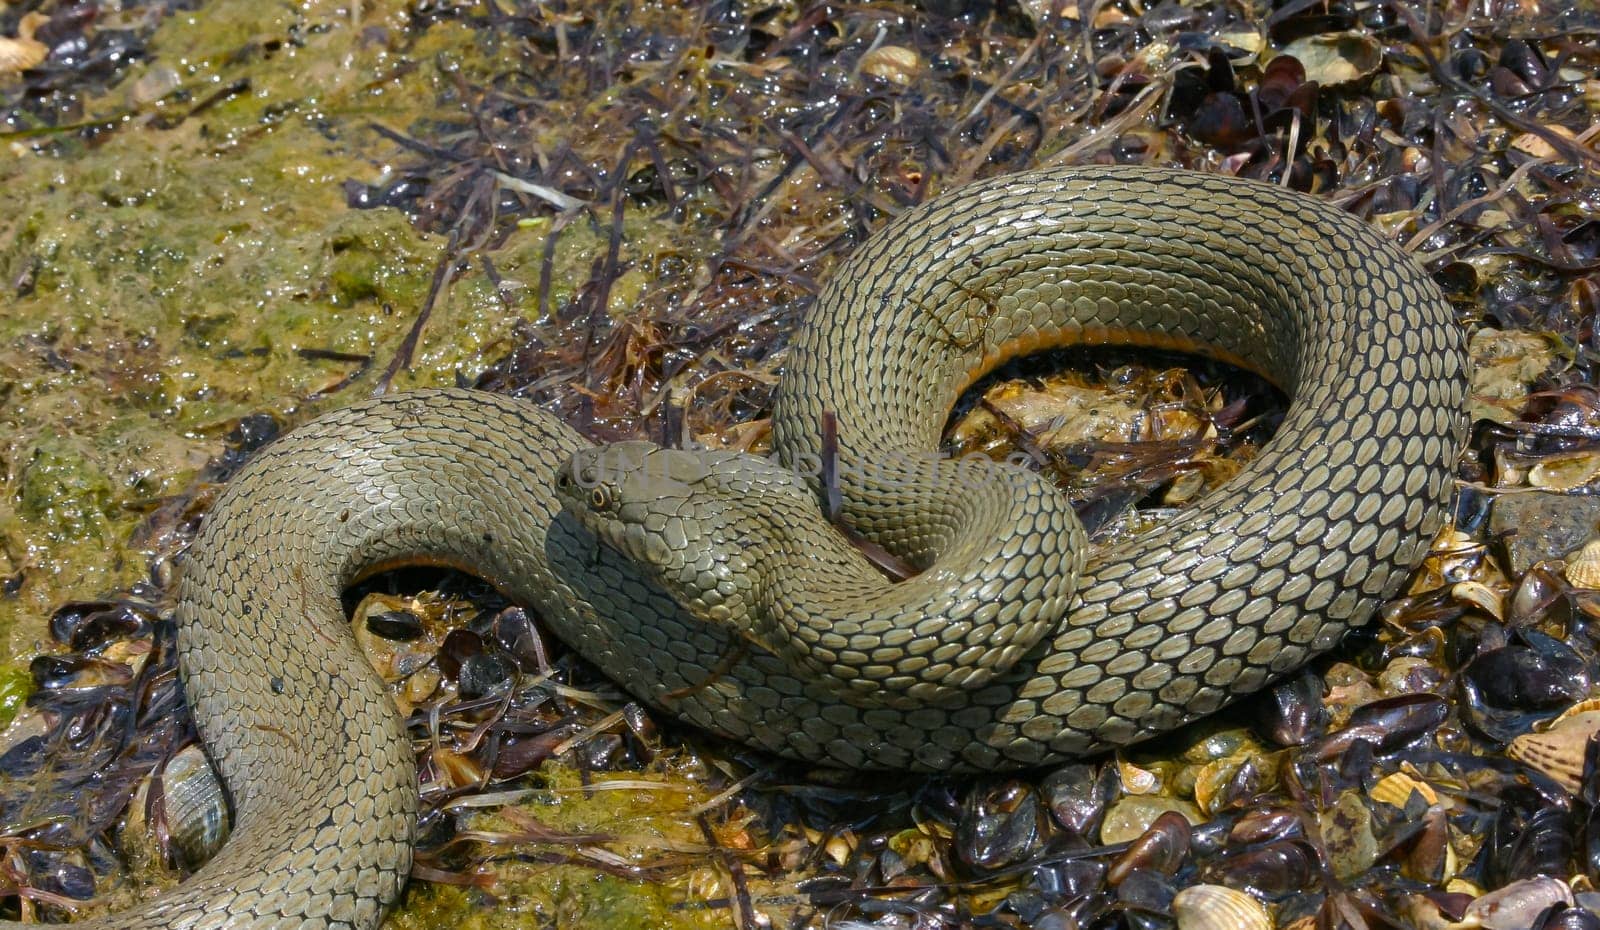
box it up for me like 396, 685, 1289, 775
24, 167, 1467, 929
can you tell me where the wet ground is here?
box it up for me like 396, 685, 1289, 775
4, 0, 1600, 927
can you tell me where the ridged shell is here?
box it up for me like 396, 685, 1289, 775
0, 34, 45, 72
160, 744, 232, 867
125, 744, 231, 870
1172, 884, 1271, 930
1551, 697, 1600, 725
1565, 539, 1600, 589
1371, 772, 1440, 808
1507, 708, 1600, 793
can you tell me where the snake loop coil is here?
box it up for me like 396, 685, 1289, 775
25, 167, 1465, 930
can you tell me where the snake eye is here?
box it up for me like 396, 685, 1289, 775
590, 486, 612, 510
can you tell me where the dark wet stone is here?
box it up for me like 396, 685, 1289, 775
1491, 492, 1600, 574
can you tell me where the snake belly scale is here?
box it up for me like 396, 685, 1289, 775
19, 167, 1466, 929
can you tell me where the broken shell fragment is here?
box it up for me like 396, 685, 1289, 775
1462, 876, 1575, 929
1451, 580, 1506, 619
858, 45, 922, 85
1530, 450, 1600, 491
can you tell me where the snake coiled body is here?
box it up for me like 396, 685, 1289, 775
28, 167, 1466, 929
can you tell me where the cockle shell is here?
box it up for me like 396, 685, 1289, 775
0, 34, 45, 72
1565, 539, 1600, 589
1371, 771, 1441, 808
1171, 883, 1271, 930
0, 11, 45, 73
1507, 700, 1600, 793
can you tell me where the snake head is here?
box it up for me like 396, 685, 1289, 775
555, 442, 704, 570
554, 442, 822, 638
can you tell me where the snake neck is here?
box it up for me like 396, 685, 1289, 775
560, 443, 1085, 706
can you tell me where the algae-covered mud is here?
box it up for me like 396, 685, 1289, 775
0, 0, 510, 656
6, 0, 1600, 926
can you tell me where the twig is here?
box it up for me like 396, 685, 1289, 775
375, 228, 463, 394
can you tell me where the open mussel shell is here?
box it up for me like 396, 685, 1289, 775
1171, 883, 1271, 930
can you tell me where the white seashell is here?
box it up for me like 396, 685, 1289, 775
1550, 698, 1600, 725
1172, 883, 1271, 930
1462, 876, 1575, 929
125, 744, 231, 870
